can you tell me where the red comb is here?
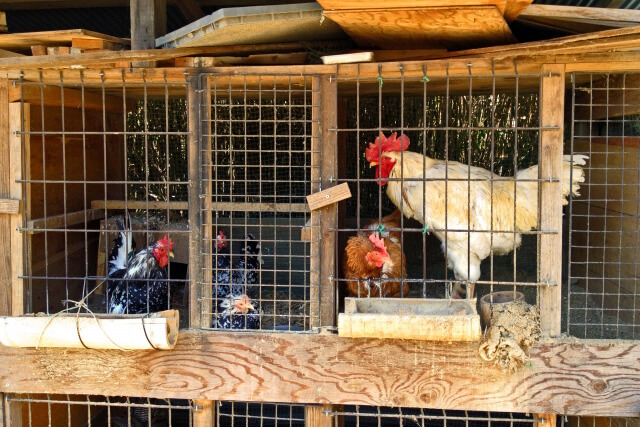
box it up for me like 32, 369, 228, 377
365, 132, 410, 162
368, 233, 389, 258
158, 235, 174, 251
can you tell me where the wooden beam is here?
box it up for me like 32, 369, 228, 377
131, 0, 167, 51
520, 4, 640, 24
0, 198, 20, 214
175, 0, 204, 22
538, 64, 565, 338
1, 332, 640, 416
8, 85, 131, 113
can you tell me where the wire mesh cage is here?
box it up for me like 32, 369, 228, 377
14, 72, 191, 322
217, 401, 306, 427
3, 393, 195, 426
567, 72, 640, 339
325, 405, 540, 427
333, 66, 571, 315
199, 73, 321, 332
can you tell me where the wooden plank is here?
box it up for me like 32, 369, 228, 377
26, 208, 104, 233
201, 76, 213, 330
91, 200, 189, 210
9, 102, 25, 317
538, 64, 565, 338
535, 414, 557, 427
0, 29, 128, 53
323, 7, 515, 50
321, 52, 374, 65
30, 45, 46, 56
0, 49, 22, 58
8, 85, 131, 113
319, 74, 338, 328
1, 332, 640, 416
317, 0, 508, 15
0, 42, 321, 70
309, 76, 321, 328
0, 198, 20, 214
0, 11, 6, 33
372, 49, 447, 62
131, 0, 167, 51
0, 79, 10, 318
71, 38, 122, 50
520, 4, 640, 24
46, 46, 70, 55
307, 183, 352, 211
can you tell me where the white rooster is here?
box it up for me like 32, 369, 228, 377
365, 132, 587, 298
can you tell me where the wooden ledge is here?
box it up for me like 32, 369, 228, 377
0, 330, 639, 416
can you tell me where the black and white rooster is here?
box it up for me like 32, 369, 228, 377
212, 230, 261, 301
106, 220, 174, 314
215, 292, 261, 329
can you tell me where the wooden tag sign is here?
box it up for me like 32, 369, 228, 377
306, 183, 352, 211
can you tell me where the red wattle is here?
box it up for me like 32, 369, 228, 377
375, 166, 387, 186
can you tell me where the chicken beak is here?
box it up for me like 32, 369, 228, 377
169, 252, 174, 258
369, 162, 378, 167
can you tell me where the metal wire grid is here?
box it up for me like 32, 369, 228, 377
325, 406, 540, 427
3, 394, 195, 426
14, 71, 191, 317
333, 66, 555, 306
217, 401, 306, 427
567, 72, 640, 339
559, 416, 640, 427
199, 73, 321, 332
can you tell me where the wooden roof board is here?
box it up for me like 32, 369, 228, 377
317, 0, 508, 14
0, 29, 128, 53
323, 6, 515, 50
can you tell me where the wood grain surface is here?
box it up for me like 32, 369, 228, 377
0, 331, 639, 416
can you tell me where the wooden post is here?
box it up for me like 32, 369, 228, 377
187, 75, 203, 329
535, 414, 557, 427
310, 76, 321, 328
9, 102, 26, 316
306, 405, 334, 427
538, 64, 565, 337
130, 0, 167, 50
310, 74, 338, 328
193, 399, 215, 427
0, 79, 11, 317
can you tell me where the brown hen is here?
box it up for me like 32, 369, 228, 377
343, 232, 407, 298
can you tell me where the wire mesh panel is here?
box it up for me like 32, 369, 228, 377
217, 401, 306, 427
326, 406, 540, 427
3, 393, 195, 426
15, 72, 191, 322
200, 73, 321, 331
567, 72, 640, 339
333, 66, 572, 312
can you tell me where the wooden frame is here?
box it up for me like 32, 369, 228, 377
0, 53, 639, 420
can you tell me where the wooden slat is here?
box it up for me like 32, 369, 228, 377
174, 52, 308, 67
0, 49, 22, 58
504, 0, 535, 22
319, 74, 338, 328
0, 198, 20, 214
1, 332, 640, 416
8, 85, 130, 113
306, 405, 334, 427
309, 76, 322, 328
322, 52, 374, 65
535, 414, 557, 427
90, 200, 189, 210
26, 208, 104, 233
538, 64, 565, 338
323, 7, 515, 50
306, 183, 352, 211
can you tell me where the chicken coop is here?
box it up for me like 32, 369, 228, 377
0, 1, 639, 427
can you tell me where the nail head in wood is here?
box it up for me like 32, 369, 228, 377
306, 182, 351, 211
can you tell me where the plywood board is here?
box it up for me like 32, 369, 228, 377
0, 29, 128, 53
323, 7, 515, 50
317, 0, 508, 15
